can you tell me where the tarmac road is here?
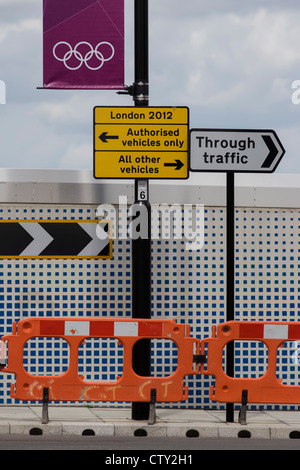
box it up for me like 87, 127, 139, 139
1, 435, 300, 451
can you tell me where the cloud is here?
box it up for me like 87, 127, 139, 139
59, 142, 92, 169
0, 18, 40, 43
150, 7, 300, 107
277, 124, 300, 173
0, 0, 299, 173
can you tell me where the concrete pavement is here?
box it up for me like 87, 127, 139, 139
0, 406, 299, 439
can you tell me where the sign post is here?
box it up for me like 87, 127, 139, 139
92, 2, 189, 421
226, 172, 235, 423
190, 128, 285, 422
131, 0, 151, 421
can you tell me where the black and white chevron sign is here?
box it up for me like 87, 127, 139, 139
0, 220, 112, 258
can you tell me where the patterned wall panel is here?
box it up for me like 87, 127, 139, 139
0, 203, 299, 410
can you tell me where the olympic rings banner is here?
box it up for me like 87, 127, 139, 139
43, 0, 124, 89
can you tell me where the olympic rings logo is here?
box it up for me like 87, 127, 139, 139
53, 41, 115, 71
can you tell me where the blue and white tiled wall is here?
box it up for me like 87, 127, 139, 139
0, 204, 299, 409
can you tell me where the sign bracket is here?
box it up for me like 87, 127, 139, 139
116, 84, 135, 97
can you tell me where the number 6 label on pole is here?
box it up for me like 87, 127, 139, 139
137, 180, 148, 201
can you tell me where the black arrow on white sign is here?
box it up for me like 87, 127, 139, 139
189, 129, 285, 173
261, 135, 279, 168
0, 221, 112, 258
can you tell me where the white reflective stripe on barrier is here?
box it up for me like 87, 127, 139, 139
38, 319, 163, 337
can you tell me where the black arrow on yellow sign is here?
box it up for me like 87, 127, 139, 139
99, 132, 119, 143
164, 159, 184, 170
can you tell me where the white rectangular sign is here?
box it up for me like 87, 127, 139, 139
189, 129, 285, 173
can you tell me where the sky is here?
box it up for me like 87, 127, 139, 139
0, 0, 300, 173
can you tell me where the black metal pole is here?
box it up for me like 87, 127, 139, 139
131, 0, 151, 421
134, 0, 149, 108
226, 171, 235, 423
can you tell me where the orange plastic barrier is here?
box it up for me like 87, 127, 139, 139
1, 317, 200, 403
201, 320, 300, 404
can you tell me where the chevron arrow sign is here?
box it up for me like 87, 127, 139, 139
0, 220, 112, 259
189, 129, 285, 173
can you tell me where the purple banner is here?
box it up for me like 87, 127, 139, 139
43, 0, 124, 89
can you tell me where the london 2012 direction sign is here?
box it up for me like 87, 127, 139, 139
189, 129, 285, 173
0, 220, 112, 259
93, 106, 189, 179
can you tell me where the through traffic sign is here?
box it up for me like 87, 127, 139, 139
189, 129, 285, 173
0, 220, 112, 259
93, 106, 189, 179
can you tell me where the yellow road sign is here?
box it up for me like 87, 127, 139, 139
94, 106, 188, 124
94, 151, 188, 178
93, 106, 189, 179
94, 124, 188, 152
